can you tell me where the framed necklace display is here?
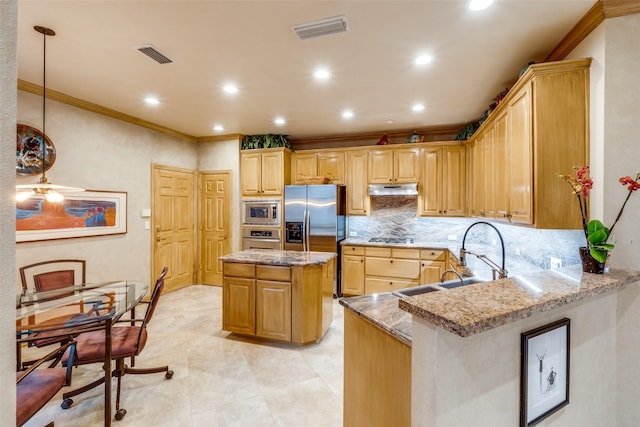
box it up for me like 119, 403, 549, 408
16, 123, 56, 176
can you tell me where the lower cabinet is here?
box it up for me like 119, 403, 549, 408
344, 309, 411, 426
222, 260, 333, 344
342, 245, 451, 296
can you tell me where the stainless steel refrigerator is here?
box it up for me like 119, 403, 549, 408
284, 184, 346, 296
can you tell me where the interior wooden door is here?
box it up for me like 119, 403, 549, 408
152, 164, 196, 293
199, 171, 230, 286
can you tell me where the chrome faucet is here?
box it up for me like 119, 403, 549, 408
440, 269, 465, 287
459, 221, 508, 280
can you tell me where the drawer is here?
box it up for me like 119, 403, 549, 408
256, 265, 291, 282
365, 277, 419, 294
365, 258, 420, 279
420, 249, 446, 261
391, 248, 420, 259
224, 262, 255, 278
365, 247, 391, 257
343, 245, 365, 256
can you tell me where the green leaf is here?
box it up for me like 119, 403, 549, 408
590, 248, 609, 263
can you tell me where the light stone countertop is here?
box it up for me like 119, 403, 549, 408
341, 265, 640, 342
219, 249, 336, 266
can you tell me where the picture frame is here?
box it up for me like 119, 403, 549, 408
520, 318, 570, 427
16, 190, 127, 243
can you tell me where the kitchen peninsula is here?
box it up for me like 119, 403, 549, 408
341, 265, 640, 426
219, 249, 336, 344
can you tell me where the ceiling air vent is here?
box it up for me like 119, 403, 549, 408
136, 45, 173, 64
292, 15, 349, 40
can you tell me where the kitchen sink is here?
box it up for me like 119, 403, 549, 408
392, 276, 485, 299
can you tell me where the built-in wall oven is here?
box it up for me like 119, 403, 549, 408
242, 228, 281, 250
242, 200, 281, 226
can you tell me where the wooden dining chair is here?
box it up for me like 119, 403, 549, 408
17, 340, 76, 427
60, 267, 173, 421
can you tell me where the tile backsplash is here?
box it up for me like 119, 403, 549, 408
347, 196, 585, 279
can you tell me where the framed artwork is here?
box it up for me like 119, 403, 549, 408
520, 318, 570, 427
16, 190, 127, 243
16, 123, 56, 176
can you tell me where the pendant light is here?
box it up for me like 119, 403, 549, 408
16, 26, 84, 203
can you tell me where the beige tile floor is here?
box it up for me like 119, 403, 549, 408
23, 285, 344, 427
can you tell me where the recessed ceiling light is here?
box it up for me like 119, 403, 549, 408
386, 119, 395, 124
223, 84, 238, 94
144, 96, 160, 105
274, 117, 286, 126
469, 0, 494, 11
213, 125, 224, 132
314, 69, 331, 80
414, 55, 432, 66
412, 103, 425, 112
342, 110, 354, 119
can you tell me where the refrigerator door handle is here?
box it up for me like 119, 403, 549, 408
305, 210, 310, 252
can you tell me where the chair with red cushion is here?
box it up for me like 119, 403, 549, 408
17, 340, 76, 427
60, 267, 172, 421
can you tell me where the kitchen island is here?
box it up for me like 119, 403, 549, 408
340, 265, 640, 427
219, 249, 336, 344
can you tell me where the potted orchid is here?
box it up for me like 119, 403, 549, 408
557, 166, 640, 270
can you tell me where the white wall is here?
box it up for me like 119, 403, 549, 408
15, 91, 199, 288
197, 137, 242, 252
412, 292, 619, 426
0, 1, 18, 424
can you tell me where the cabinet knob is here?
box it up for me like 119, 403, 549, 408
390, 260, 393, 263
389, 282, 393, 285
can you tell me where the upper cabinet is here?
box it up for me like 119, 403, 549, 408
419, 145, 466, 217
291, 152, 317, 184
291, 151, 345, 184
345, 150, 370, 216
317, 152, 345, 184
241, 148, 291, 197
467, 58, 590, 229
368, 147, 420, 184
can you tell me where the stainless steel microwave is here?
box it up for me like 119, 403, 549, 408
242, 200, 281, 225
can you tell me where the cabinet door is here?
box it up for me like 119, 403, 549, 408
346, 151, 370, 216
419, 148, 442, 216
261, 151, 284, 196
241, 153, 262, 196
291, 153, 317, 184
492, 110, 509, 220
394, 148, 420, 183
508, 82, 533, 224
442, 146, 466, 216
368, 150, 394, 183
365, 277, 418, 294
473, 133, 486, 217
317, 152, 345, 184
419, 260, 444, 285
483, 125, 496, 218
223, 277, 255, 335
342, 254, 365, 296
256, 280, 291, 341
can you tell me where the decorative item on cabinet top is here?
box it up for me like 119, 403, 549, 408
241, 134, 291, 150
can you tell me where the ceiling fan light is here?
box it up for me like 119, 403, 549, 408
44, 191, 64, 203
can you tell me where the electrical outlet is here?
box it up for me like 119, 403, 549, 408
349, 231, 357, 237
448, 234, 457, 241
550, 256, 562, 269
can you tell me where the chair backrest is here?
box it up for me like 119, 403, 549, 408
141, 267, 168, 330
20, 260, 86, 292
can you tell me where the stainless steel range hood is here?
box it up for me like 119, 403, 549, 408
368, 183, 418, 196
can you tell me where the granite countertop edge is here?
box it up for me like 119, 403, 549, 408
219, 249, 337, 266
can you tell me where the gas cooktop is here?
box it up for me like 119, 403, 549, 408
368, 237, 415, 244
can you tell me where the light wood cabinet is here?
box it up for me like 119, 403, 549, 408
342, 246, 365, 296
345, 150, 370, 216
344, 309, 411, 427
419, 145, 465, 217
467, 58, 589, 229
317, 152, 345, 184
368, 147, 419, 184
291, 152, 317, 184
419, 249, 446, 285
240, 148, 291, 197
222, 259, 333, 344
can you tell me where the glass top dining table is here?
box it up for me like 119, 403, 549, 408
16, 280, 148, 426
